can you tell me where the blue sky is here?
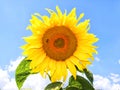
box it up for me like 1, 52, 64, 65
0, 0, 120, 89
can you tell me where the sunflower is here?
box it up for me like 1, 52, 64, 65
21, 6, 98, 82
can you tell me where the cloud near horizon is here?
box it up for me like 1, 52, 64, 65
0, 56, 120, 90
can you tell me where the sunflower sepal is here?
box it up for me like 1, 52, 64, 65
15, 58, 32, 89
76, 66, 94, 85
83, 69, 93, 85
75, 66, 84, 73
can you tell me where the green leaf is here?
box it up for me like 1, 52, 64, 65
15, 58, 31, 89
66, 87, 81, 90
68, 78, 82, 89
84, 69, 93, 84
45, 82, 62, 90
68, 75, 94, 90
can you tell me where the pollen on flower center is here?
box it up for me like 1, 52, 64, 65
42, 26, 77, 61
54, 38, 65, 48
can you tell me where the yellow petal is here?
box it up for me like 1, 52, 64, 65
51, 61, 62, 82
77, 13, 84, 23
22, 48, 36, 56
65, 59, 76, 79
80, 60, 91, 69
70, 56, 83, 71
74, 50, 92, 60
61, 61, 68, 81
30, 50, 46, 69
68, 8, 76, 18
48, 59, 56, 76
56, 6, 62, 17
32, 56, 50, 77
77, 19, 90, 30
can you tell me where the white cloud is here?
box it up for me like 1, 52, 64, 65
0, 68, 10, 89
2, 79, 18, 90
118, 59, 120, 64
8, 56, 24, 72
0, 56, 120, 90
94, 75, 111, 90
95, 57, 100, 62
111, 84, 120, 90
94, 74, 120, 90
0, 56, 50, 90
22, 74, 50, 90
0, 68, 18, 90
109, 73, 120, 83
0, 56, 24, 90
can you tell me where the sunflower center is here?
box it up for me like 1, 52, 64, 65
42, 26, 77, 61
54, 38, 65, 48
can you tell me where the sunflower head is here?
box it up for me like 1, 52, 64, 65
21, 6, 98, 82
